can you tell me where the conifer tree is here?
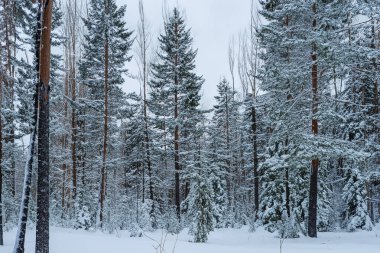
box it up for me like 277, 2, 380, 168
149, 8, 203, 221
342, 168, 373, 231
257, 0, 370, 237
209, 78, 241, 226
80, 0, 133, 228
186, 166, 214, 243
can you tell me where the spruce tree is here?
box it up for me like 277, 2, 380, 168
342, 168, 373, 231
149, 8, 203, 222
186, 167, 214, 243
209, 78, 241, 226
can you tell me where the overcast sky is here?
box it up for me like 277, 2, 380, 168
117, 0, 255, 109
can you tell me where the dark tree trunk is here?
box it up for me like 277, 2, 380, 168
284, 137, 290, 217
174, 23, 181, 220
225, 85, 232, 210
36, 0, 53, 252
100, 0, 109, 227
71, 39, 77, 206
308, 2, 319, 238
252, 105, 259, 215
174, 92, 180, 219
144, 94, 155, 227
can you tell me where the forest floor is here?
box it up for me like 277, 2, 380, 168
2, 224, 379, 253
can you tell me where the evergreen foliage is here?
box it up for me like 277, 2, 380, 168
0, 1, 379, 247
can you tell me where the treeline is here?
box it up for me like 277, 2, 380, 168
0, 0, 379, 246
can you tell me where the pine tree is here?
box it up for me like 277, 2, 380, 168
258, 0, 366, 237
149, 8, 203, 222
80, 0, 133, 228
338, 0, 380, 224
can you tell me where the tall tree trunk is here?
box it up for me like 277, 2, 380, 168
36, 0, 53, 252
13, 3, 43, 251
78, 81, 86, 205
174, 90, 180, 219
283, 15, 291, 219
99, 0, 109, 227
10, 0, 16, 199
225, 85, 232, 210
252, 105, 259, 214
70, 8, 78, 207
250, 5, 260, 217
308, 2, 319, 238
174, 23, 181, 220
139, 0, 155, 225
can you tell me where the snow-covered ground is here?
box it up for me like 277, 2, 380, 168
2, 225, 380, 253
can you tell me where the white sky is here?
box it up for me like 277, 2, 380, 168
118, 0, 255, 109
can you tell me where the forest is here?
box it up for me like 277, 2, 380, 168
0, 0, 379, 252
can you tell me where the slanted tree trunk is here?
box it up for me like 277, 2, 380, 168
36, 0, 53, 252
13, 125, 38, 253
99, 0, 109, 228
308, 2, 319, 238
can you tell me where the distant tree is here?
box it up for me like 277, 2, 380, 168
186, 166, 214, 243
209, 78, 241, 226
342, 168, 373, 231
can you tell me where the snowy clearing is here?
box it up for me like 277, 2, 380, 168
2, 225, 380, 253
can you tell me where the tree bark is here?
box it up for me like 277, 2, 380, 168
99, 0, 109, 227
70, 1, 78, 205
36, 0, 53, 252
174, 91, 180, 219
252, 105, 259, 214
224, 84, 232, 210
308, 2, 319, 238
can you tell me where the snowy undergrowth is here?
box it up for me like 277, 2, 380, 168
1, 225, 379, 253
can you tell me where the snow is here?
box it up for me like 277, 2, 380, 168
2, 226, 380, 253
